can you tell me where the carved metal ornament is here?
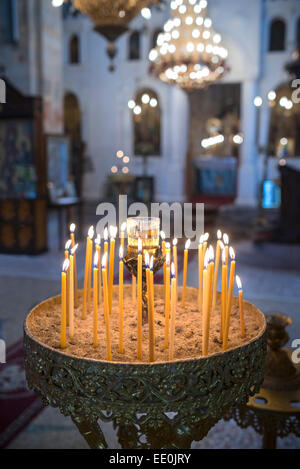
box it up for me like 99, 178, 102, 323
24, 294, 267, 449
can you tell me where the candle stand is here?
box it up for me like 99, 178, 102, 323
24, 291, 267, 449
226, 314, 300, 449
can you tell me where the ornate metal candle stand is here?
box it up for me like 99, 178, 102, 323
24, 291, 267, 449
226, 314, 300, 449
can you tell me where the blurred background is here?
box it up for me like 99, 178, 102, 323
0, 0, 300, 449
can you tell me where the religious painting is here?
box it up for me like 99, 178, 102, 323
0, 119, 37, 199
46, 135, 70, 201
134, 89, 161, 156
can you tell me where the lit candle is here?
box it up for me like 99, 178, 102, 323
203, 232, 209, 261
137, 238, 143, 360
164, 242, 171, 315
120, 222, 126, 253
164, 251, 171, 349
212, 230, 222, 313
223, 247, 236, 351
82, 226, 94, 320
119, 245, 124, 354
70, 224, 78, 307
198, 234, 204, 310
202, 251, 210, 356
208, 245, 215, 314
69, 244, 78, 339
104, 227, 109, 256
160, 231, 166, 255
221, 248, 227, 342
150, 255, 155, 345
87, 228, 94, 314
61, 259, 69, 349
145, 252, 154, 362
182, 239, 191, 307
93, 251, 99, 348
236, 275, 245, 338
169, 263, 177, 361
95, 234, 102, 305
172, 238, 178, 298
65, 240, 71, 324
101, 253, 111, 360
108, 226, 117, 314
223, 233, 229, 268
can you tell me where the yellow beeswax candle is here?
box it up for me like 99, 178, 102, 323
70, 224, 78, 307
119, 245, 124, 354
120, 222, 126, 253
236, 275, 245, 338
61, 259, 69, 349
212, 230, 222, 313
102, 253, 111, 360
172, 238, 178, 298
137, 238, 143, 360
198, 234, 204, 310
64, 240, 71, 325
150, 255, 155, 339
95, 234, 102, 305
104, 227, 109, 256
145, 252, 154, 362
181, 239, 190, 307
69, 244, 78, 339
164, 251, 171, 349
202, 251, 210, 356
160, 231, 166, 256
223, 247, 236, 351
87, 230, 94, 314
202, 232, 209, 262
169, 263, 177, 361
82, 226, 94, 320
223, 233, 229, 268
221, 249, 227, 342
93, 252, 99, 348
108, 226, 117, 314
208, 245, 215, 315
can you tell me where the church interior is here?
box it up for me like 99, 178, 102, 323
0, 0, 300, 450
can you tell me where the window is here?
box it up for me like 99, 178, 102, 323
128, 31, 140, 60
0, 0, 18, 43
269, 19, 286, 51
133, 89, 161, 156
69, 34, 80, 64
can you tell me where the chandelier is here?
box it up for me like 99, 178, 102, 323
71, 0, 160, 70
149, 0, 228, 90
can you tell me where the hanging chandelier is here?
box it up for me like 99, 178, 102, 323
149, 0, 229, 90
70, 0, 161, 70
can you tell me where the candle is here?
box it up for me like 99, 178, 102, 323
150, 255, 155, 338
101, 253, 111, 360
208, 245, 215, 313
202, 251, 210, 356
61, 259, 69, 349
70, 224, 78, 306
202, 232, 209, 261
236, 275, 245, 338
137, 238, 143, 360
69, 244, 78, 339
93, 251, 99, 348
95, 234, 102, 305
198, 234, 204, 311
212, 230, 222, 313
108, 226, 117, 314
164, 251, 171, 349
223, 233, 229, 268
104, 227, 109, 256
172, 238, 178, 298
64, 240, 71, 324
82, 226, 94, 320
145, 252, 154, 362
120, 222, 126, 253
164, 242, 171, 315
160, 231, 166, 255
87, 228, 94, 314
181, 239, 190, 307
119, 245, 124, 354
223, 247, 236, 351
132, 275, 136, 303
169, 263, 177, 361
221, 248, 227, 342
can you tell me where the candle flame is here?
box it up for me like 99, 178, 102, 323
70, 223, 76, 233
104, 227, 108, 241
62, 259, 70, 272
71, 244, 78, 255
229, 247, 235, 260
165, 242, 170, 250
219, 241, 224, 251
173, 238, 178, 246
223, 233, 229, 245
204, 250, 209, 269
109, 225, 117, 238
150, 255, 154, 270
209, 245, 214, 261
102, 252, 108, 269
94, 251, 99, 267
95, 234, 101, 245
222, 249, 226, 265
236, 275, 242, 290
204, 232, 209, 241
160, 231, 165, 240
199, 234, 204, 245
138, 238, 142, 254
145, 251, 149, 267
171, 262, 175, 278
119, 245, 124, 260
185, 239, 191, 250
65, 239, 72, 250
217, 229, 222, 240
166, 251, 170, 266
88, 226, 94, 240
121, 222, 126, 233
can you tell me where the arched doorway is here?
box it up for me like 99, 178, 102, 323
133, 89, 161, 156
